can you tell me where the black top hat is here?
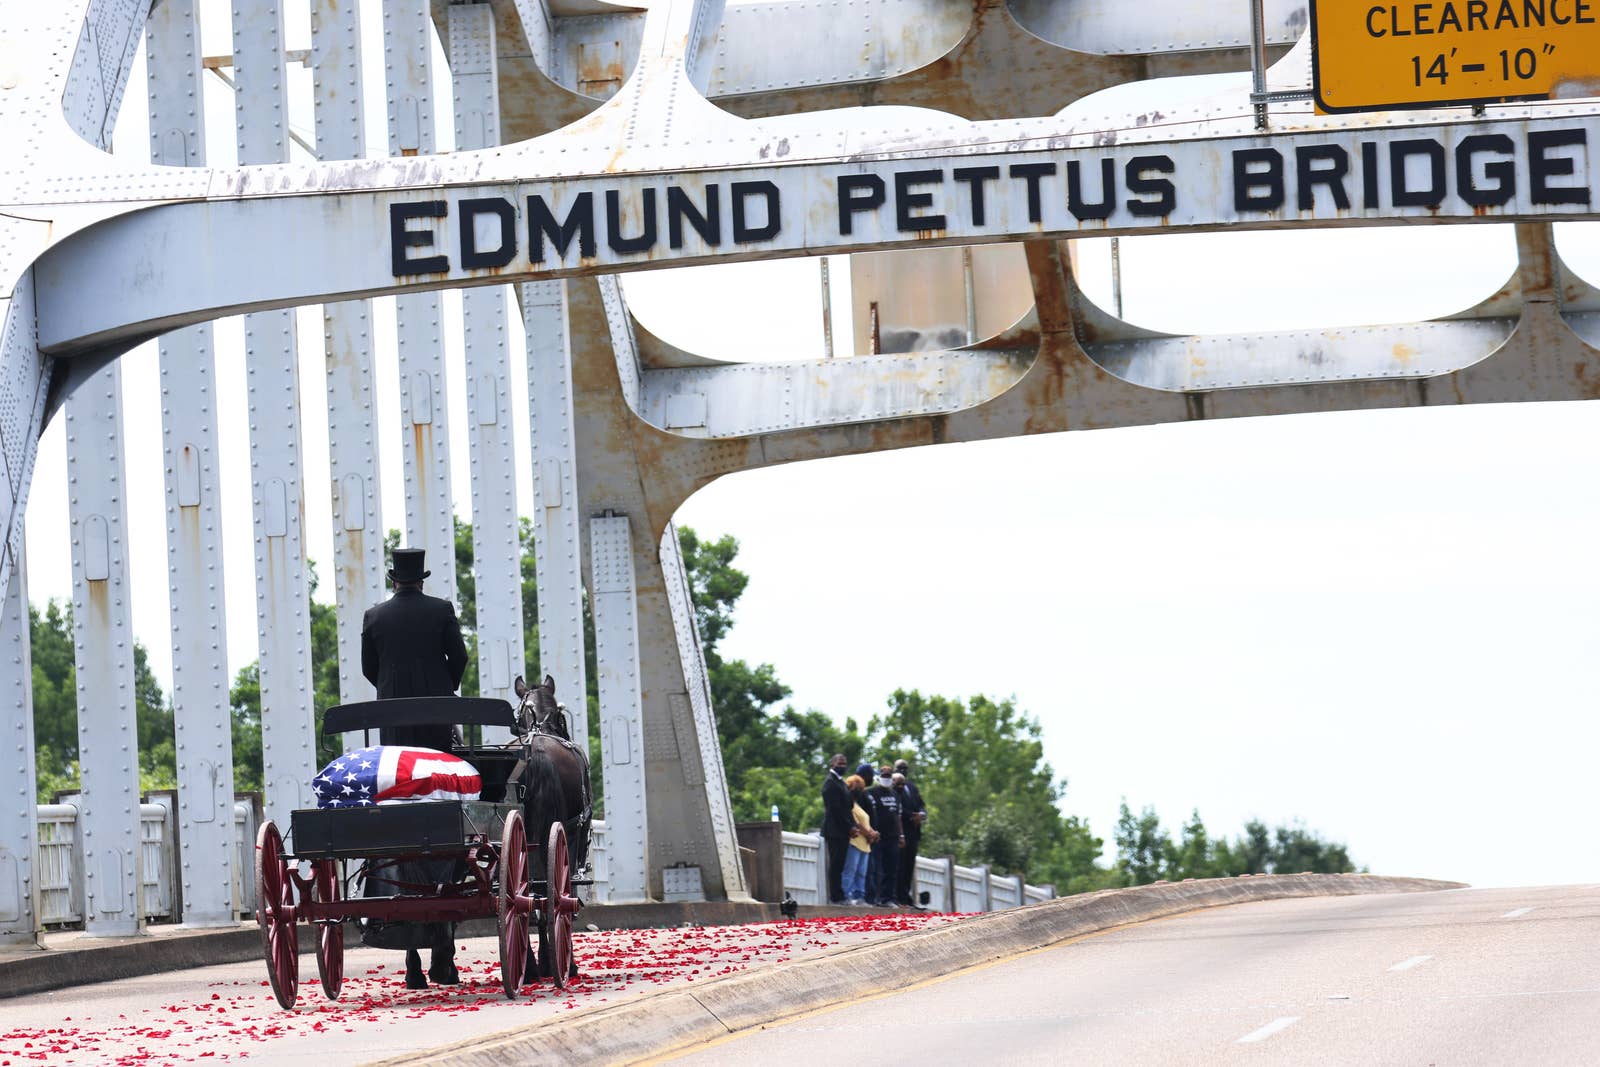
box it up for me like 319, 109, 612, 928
388, 548, 431, 584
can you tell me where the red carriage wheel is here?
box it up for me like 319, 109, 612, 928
311, 858, 343, 1001
543, 822, 576, 989
254, 821, 299, 1010
497, 809, 532, 998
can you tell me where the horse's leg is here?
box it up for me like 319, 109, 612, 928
405, 948, 427, 989
428, 925, 459, 985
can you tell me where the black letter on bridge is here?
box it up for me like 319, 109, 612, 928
391, 201, 449, 276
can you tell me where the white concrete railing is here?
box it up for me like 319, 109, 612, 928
587, 820, 611, 903
30, 810, 1048, 927
779, 831, 1055, 912
31, 804, 613, 927
36, 802, 182, 926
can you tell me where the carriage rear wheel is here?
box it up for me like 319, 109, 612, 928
543, 822, 577, 990
496, 809, 532, 998
312, 858, 343, 1001
254, 821, 299, 1010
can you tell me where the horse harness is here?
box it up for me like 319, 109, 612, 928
507, 727, 593, 872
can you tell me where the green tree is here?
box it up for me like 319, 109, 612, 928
227, 563, 356, 780
1112, 806, 1357, 883
30, 599, 176, 800
228, 663, 263, 793
30, 601, 77, 794
1115, 801, 1172, 886
1169, 808, 1219, 881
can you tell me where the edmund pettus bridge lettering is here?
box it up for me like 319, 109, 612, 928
387, 128, 1592, 279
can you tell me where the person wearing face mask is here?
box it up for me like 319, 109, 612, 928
865, 766, 904, 907
854, 762, 878, 892
842, 775, 878, 905
820, 753, 853, 905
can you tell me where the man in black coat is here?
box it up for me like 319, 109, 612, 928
893, 760, 927, 907
361, 547, 469, 752
358, 547, 470, 988
820, 753, 852, 905
865, 767, 904, 907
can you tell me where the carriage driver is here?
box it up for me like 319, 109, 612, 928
361, 547, 470, 750
359, 546, 470, 989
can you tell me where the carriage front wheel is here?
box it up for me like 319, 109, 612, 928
496, 809, 532, 998
311, 858, 344, 1001
543, 822, 578, 989
254, 821, 299, 1010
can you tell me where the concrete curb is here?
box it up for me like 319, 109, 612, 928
381, 874, 1466, 1067
0, 901, 872, 1001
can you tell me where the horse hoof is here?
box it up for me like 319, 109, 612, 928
429, 964, 460, 986
405, 972, 429, 990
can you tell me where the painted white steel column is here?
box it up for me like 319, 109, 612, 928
147, 0, 236, 927
234, 2, 317, 826
312, 0, 382, 752
66, 364, 144, 936
384, 0, 456, 604
0, 553, 39, 945
450, 5, 521, 737
590, 515, 648, 901
521, 281, 589, 748
660, 524, 746, 898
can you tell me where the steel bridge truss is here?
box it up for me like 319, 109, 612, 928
1, 0, 1598, 941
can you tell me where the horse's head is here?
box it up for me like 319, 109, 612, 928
514, 674, 567, 736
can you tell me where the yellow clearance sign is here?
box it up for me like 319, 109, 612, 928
1312, 0, 1600, 111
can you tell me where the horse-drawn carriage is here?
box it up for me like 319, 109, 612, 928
252, 680, 589, 1009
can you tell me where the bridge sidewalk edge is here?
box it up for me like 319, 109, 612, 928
379, 873, 1466, 1067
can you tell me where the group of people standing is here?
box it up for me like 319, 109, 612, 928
821, 754, 927, 907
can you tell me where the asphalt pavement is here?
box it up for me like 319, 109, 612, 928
0, 913, 956, 1067
655, 885, 1600, 1066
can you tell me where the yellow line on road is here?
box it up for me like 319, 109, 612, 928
631, 911, 1188, 1066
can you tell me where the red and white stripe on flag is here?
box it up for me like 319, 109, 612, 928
375, 747, 483, 803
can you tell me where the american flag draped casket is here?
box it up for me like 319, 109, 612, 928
312, 746, 483, 808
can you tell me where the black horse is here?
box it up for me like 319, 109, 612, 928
512, 675, 592, 979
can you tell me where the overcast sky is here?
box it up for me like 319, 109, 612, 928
21, 2, 1600, 890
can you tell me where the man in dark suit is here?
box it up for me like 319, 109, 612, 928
894, 760, 927, 907
358, 547, 470, 988
820, 753, 852, 905
361, 547, 469, 752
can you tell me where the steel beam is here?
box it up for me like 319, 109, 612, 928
589, 514, 647, 901
521, 280, 589, 748
0, 552, 39, 945
385, 0, 457, 606
147, 0, 236, 927
66, 362, 143, 936
658, 522, 744, 898
233, 0, 317, 827
312, 0, 384, 753
570, 277, 744, 900
451, 4, 523, 733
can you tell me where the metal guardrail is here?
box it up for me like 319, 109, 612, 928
29, 810, 1046, 927
588, 820, 611, 903
779, 831, 1054, 913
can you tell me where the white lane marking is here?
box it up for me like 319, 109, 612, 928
1503, 907, 1534, 919
1388, 955, 1432, 972
1237, 1016, 1300, 1044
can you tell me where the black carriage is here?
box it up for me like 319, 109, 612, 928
252, 696, 581, 1009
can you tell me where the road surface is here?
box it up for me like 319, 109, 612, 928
659, 885, 1600, 1066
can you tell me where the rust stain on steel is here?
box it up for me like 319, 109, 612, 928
576, 41, 626, 98
412, 421, 434, 520
86, 576, 109, 625
178, 503, 202, 570
1392, 342, 1417, 364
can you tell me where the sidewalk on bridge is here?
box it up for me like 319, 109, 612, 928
0, 900, 885, 1000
